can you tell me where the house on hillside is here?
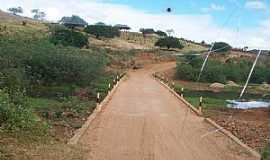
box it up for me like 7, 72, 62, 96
59, 15, 88, 28
114, 24, 131, 31
95, 22, 107, 26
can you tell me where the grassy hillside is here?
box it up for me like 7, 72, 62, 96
0, 14, 128, 160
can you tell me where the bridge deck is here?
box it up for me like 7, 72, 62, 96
79, 63, 257, 160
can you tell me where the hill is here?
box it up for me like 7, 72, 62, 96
0, 9, 34, 22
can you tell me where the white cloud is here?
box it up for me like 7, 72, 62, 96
0, 0, 269, 49
245, 0, 268, 10
202, 3, 225, 12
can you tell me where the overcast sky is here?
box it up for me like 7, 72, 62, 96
1, 0, 269, 49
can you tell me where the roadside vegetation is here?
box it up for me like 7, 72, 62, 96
0, 19, 127, 159
176, 54, 270, 84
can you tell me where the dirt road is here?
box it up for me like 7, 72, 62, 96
79, 62, 257, 160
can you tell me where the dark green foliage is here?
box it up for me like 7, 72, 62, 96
261, 141, 270, 160
0, 25, 114, 142
0, 90, 48, 137
155, 30, 167, 37
25, 50, 106, 86
59, 15, 88, 28
50, 29, 88, 48
84, 25, 120, 39
8, 7, 23, 15
202, 62, 226, 83
140, 28, 155, 35
212, 42, 232, 52
176, 56, 270, 83
155, 37, 184, 49
176, 63, 199, 81
0, 36, 107, 94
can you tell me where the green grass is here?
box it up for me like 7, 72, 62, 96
185, 96, 226, 109
261, 141, 270, 160
29, 97, 61, 109
173, 83, 266, 110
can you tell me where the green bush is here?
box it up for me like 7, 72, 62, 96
155, 37, 184, 49
0, 90, 48, 137
50, 29, 88, 48
155, 30, 167, 37
176, 56, 270, 83
84, 25, 120, 39
25, 50, 107, 86
0, 37, 107, 87
261, 141, 270, 160
176, 63, 198, 81
0, 68, 29, 93
212, 42, 232, 52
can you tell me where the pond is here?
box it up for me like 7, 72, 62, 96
227, 100, 270, 109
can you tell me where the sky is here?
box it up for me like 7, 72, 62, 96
0, 0, 270, 49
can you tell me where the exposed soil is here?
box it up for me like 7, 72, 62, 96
206, 108, 270, 151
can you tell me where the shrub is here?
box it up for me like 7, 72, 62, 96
50, 29, 88, 48
155, 30, 167, 37
176, 63, 198, 81
261, 141, 270, 160
0, 36, 107, 94
212, 42, 232, 52
25, 48, 107, 86
0, 89, 48, 137
175, 56, 269, 83
0, 68, 29, 94
84, 25, 120, 39
155, 37, 184, 49
202, 63, 226, 83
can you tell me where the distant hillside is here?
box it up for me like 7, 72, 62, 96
0, 9, 35, 22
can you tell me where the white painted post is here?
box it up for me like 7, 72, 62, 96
108, 83, 111, 93
199, 96, 203, 114
96, 92, 100, 104
181, 88, 184, 97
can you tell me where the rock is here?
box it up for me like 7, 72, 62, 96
226, 81, 239, 87
209, 83, 225, 89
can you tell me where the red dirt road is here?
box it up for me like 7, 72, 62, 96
79, 63, 258, 160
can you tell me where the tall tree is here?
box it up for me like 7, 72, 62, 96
31, 9, 46, 21
59, 15, 88, 28
84, 25, 120, 39
8, 7, 23, 15
155, 37, 184, 50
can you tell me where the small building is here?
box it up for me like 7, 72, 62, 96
114, 24, 131, 31
95, 22, 107, 26
59, 15, 88, 28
